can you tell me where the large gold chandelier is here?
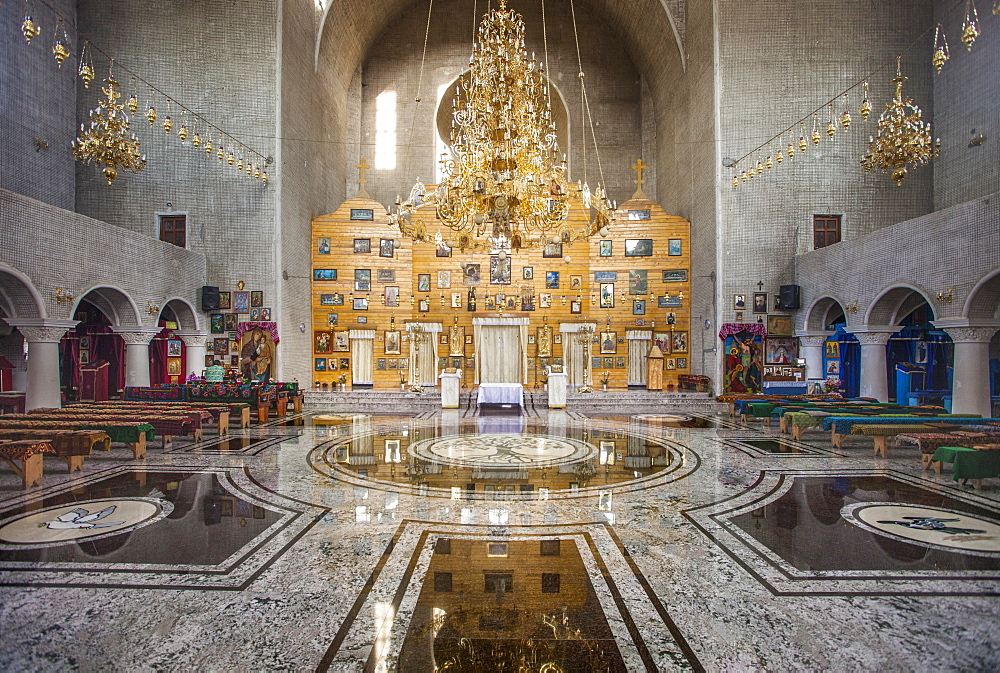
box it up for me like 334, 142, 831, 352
72, 69, 146, 185
390, 0, 615, 252
860, 60, 939, 187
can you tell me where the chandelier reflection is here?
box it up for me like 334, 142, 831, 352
860, 59, 939, 187
72, 67, 146, 185
390, 0, 615, 252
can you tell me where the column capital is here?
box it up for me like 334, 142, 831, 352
5, 319, 80, 343
111, 327, 160, 346
173, 331, 211, 347
795, 332, 832, 347
852, 331, 895, 346
943, 325, 1000, 343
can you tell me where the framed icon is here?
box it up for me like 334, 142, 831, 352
542, 242, 563, 258
224, 313, 239, 331
668, 239, 682, 256
250, 291, 263, 307
464, 264, 481, 285
600, 283, 614, 308
545, 271, 559, 289
334, 331, 350, 351
437, 270, 451, 289
600, 331, 617, 354
385, 286, 399, 307
218, 292, 231, 310
633, 299, 646, 315
624, 239, 652, 257
733, 294, 746, 310
353, 238, 371, 254
232, 291, 250, 314
599, 240, 612, 257
629, 270, 648, 295
314, 269, 337, 281
522, 266, 534, 280
663, 269, 688, 283
317, 238, 331, 254
379, 239, 394, 258
671, 331, 688, 354
418, 274, 431, 292
385, 330, 401, 355
377, 269, 395, 283
752, 292, 768, 314
353, 297, 369, 310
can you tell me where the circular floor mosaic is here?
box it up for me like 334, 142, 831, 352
841, 502, 1000, 556
0, 497, 173, 549
408, 433, 596, 469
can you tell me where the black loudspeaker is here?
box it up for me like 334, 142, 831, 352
201, 285, 220, 311
777, 284, 801, 310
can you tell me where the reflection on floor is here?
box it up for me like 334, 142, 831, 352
0, 404, 998, 670
398, 538, 626, 672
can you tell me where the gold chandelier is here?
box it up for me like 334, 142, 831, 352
72, 68, 146, 185
390, 0, 615, 252
860, 60, 939, 187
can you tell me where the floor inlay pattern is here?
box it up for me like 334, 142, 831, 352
0, 466, 325, 589
684, 468, 1000, 595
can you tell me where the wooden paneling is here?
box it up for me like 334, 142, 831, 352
310, 186, 691, 389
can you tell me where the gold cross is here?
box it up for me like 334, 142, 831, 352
631, 158, 647, 199
633, 158, 646, 188
355, 158, 371, 198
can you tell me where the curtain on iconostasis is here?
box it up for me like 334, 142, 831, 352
350, 330, 375, 385
627, 330, 652, 386
560, 323, 596, 387
473, 317, 528, 384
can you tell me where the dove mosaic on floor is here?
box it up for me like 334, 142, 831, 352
0, 404, 998, 671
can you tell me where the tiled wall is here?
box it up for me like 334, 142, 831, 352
932, 3, 1000, 210
0, 188, 206, 327
794, 190, 1000, 328
0, 0, 78, 210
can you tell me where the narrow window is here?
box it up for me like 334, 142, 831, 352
374, 90, 397, 170
813, 215, 841, 249
159, 215, 186, 248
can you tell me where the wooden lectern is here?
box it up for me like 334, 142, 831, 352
646, 343, 664, 391
80, 360, 110, 402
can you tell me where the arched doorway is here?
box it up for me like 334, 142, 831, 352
866, 286, 944, 405
150, 299, 201, 384
64, 287, 141, 401
0, 265, 46, 393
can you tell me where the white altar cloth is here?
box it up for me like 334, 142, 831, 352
476, 383, 524, 406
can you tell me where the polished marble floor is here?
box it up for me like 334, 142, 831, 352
0, 402, 998, 671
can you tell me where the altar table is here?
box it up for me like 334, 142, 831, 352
476, 383, 524, 407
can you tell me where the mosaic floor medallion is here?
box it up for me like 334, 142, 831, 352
0, 497, 172, 549
408, 433, 596, 469
842, 502, 1000, 556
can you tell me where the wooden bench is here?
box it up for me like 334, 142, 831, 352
0, 439, 55, 489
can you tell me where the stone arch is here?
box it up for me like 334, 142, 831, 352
804, 296, 847, 332
0, 263, 46, 320
161, 298, 200, 331
74, 286, 142, 327
865, 284, 936, 326
964, 268, 1000, 321
315, 0, 684, 85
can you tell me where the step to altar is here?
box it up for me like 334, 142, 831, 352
303, 388, 723, 412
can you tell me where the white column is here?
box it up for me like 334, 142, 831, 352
7, 320, 79, 410
852, 330, 895, 402
112, 328, 160, 388
943, 326, 999, 417
175, 331, 210, 378
797, 333, 830, 382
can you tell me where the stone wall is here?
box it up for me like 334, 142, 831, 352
0, 188, 206, 327
793, 190, 1000, 330
932, 3, 1000, 210
0, 0, 78, 211
72, 0, 277, 300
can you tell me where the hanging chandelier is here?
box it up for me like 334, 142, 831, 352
860, 59, 939, 187
389, 0, 615, 252
72, 67, 146, 185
